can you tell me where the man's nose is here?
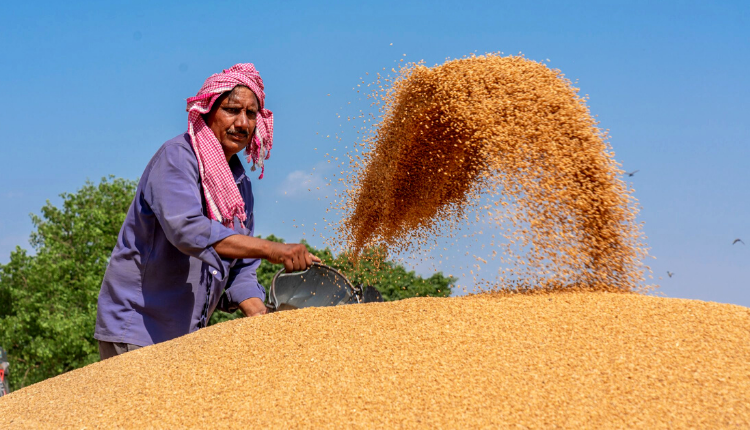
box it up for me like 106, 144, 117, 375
234, 112, 251, 130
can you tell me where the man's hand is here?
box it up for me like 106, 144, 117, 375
238, 297, 269, 317
265, 242, 321, 272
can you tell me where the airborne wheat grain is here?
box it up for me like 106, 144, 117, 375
335, 54, 649, 292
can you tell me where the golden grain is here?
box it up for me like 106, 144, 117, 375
335, 54, 649, 292
1, 293, 748, 428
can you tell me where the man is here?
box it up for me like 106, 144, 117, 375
95, 64, 319, 359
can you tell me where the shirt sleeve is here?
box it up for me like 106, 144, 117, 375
217, 257, 267, 313
142, 142, 237, 280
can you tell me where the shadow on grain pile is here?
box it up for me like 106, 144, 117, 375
1, 292, 749, 429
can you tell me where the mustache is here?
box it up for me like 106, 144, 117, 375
227, 129, 250, 137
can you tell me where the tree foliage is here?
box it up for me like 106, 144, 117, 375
0, 176, 137, 391
0, 176, 455, 391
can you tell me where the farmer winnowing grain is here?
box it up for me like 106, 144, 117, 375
94, 64, 319, 359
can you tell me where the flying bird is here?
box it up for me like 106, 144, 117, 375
667, 271, 675, 278
626, 170, 639, 177
733, 238, 745, 245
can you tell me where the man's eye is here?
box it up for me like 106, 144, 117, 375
224, 107, 240, 114
247, 111, 257, 118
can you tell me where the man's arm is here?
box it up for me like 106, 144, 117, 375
214, 255, 268, 317
214, 237, 321, 317
213, 235, 320, 272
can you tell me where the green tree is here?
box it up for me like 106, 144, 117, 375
0, 177, 137, 391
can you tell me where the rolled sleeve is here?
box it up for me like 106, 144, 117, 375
143, 143, 237, 278
217, 257, 266, 312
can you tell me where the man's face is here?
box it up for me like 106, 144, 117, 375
205, 86, 259, 160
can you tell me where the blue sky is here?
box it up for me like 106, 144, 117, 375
1, 1, 748, 306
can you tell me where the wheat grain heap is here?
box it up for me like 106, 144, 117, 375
1, 293, 749, 428
338, 54, 648, 291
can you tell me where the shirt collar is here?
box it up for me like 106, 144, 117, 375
227, 154, 247, 184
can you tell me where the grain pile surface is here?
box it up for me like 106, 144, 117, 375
336, 54, 649, 291
2, 292, 748, 429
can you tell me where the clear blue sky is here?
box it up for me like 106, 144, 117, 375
1, 1, 748, 306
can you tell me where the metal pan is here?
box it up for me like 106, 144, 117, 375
268, 262, 360, 312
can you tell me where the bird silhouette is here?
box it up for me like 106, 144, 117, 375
626, 170, 639, 177
667, 271, 674, 278
733, 238, 745, 245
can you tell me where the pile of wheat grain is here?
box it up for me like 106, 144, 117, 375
1, 293, 748, 428
335, 54, 648, 292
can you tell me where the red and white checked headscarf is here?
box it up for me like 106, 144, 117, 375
186, 63, 274, 228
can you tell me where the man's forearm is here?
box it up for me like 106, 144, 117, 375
213, 235, 321, 272
213, 235, 271, 260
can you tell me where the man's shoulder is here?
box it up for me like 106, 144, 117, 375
153, 132, 196, 163
162, 132, 193, 152
142, 132, 198, 177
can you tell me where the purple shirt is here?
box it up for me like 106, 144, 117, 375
94, 132, 265, 347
